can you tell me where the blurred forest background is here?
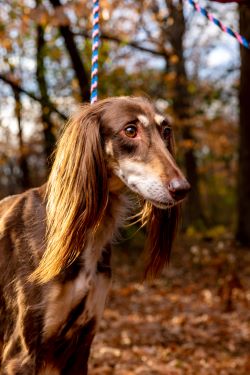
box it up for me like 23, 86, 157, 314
0, 0, 250, 374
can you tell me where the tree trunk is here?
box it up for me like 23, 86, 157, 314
0, 73, 67, 121
236, 4, 250, 245
13, 89, 30, 189
49, 0, 90, 102
36, 19, 56, 164
165, 0, 204, 226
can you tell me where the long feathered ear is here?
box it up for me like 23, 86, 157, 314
30, 104, 108, 283
143, 131, 179, 279
143, 203, 179, 280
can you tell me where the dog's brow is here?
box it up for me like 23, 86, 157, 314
154, 114, 165, 126
126, 118, 139, 124
111, 117, 138, 135
138, 114, 149, 127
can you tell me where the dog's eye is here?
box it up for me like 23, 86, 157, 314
163, 126, 171, 140
124, 125, 138, 138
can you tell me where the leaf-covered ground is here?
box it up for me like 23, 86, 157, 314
89, 235, 250, 375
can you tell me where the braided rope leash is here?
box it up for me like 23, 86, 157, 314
187, 0, 250, 49
89, 0, 249, 102
90, 0, 100, 104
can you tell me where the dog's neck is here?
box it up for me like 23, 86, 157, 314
108, 172, 125, 193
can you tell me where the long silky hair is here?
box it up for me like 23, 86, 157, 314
30, 104, 109, 283
142, 202, 179, 279
142, 133, 179, 279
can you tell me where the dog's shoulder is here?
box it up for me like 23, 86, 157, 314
0, 185, 47, 281
0, 185, 47, 252
0, 185, 46, 222
0, 193, 21, 217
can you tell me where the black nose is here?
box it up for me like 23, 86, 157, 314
168, 178, 191, 201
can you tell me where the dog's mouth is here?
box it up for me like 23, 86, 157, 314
116, 171, 187, 209
128, 185, 174, 209
147, 197, 182, 209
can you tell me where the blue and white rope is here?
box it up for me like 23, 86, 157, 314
90, 0, 100, 104
89, 0, 250, 103
187, 0, 250, 49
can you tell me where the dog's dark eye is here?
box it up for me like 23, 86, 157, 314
124, 125, 138, 138
163, 126, 171, 140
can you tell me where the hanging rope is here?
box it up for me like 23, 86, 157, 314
187, 0, 250, 49
90, 0, 100, 104
89, 0, 249, 102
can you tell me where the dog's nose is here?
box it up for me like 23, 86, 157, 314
168, 178, 191, 201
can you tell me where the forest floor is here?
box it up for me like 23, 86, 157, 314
89, 233, 250, 375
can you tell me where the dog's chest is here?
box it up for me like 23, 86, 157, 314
43, 233, 114, 344
43, 268, 111, 342
39, 263, 111, 372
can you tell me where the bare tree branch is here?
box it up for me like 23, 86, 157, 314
0, 73, 67, 121
75, 30, 171, 59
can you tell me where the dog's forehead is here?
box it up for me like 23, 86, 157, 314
117, 100, 166, 127
103, 99, 159, 129
114, 99, 154, 117
103, 98, 168, 132
103, 99, 149, 129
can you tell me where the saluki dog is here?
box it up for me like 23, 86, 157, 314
0, 97, 190, 374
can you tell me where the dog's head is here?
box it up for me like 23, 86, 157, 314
31, 97, 190, 283
100, 97, 190, 208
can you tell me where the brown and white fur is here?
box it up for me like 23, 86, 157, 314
0, 97, 190, 374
